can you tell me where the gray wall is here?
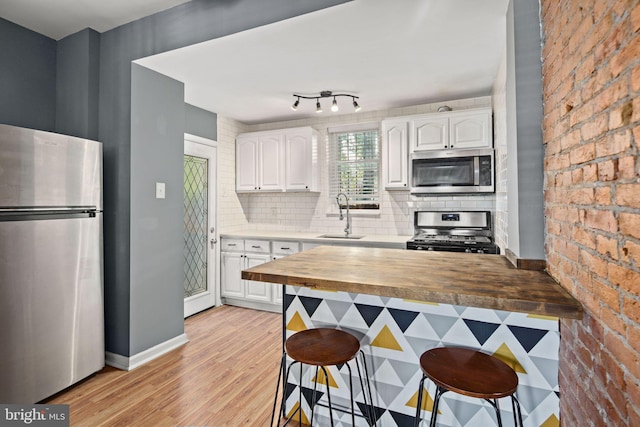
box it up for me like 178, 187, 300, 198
130, 64, 185, 354
506, 0, 545, 260
96, 0, 350, 356
0, 18, 56, 131
186, 103, 217, 140
0, 0, 357, 358
56, 29, 100, 140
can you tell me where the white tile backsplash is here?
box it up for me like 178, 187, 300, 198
218, 96, 497, 237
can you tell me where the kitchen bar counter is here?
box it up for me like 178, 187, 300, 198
242, 245, 582, 319
244, 245, 580, 426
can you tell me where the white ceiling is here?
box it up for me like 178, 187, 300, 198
138, 0, 509, 124
2, 0, 510, 125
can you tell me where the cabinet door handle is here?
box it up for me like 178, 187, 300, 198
228, 243, 236, 246
251, 245, 262, 249
280, 247, 290, 250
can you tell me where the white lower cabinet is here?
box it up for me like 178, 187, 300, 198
221, 238, 300, 311
221, 251, 244, 298
244, 252, 272, 302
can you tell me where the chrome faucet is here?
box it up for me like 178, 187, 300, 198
336, 192, 351, 237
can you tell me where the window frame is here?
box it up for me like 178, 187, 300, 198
327, 122, 381, 211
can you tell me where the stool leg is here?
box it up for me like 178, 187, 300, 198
355, 353, 374, 426
429, 386, 445, 427
320, 366, 335, 427
280, 361, 300, 425
345, 362, 356, 426
358, 350, 375, 426
485, 399, 503, 427
310, 366, 319, 426
298, 362, 304, 426
511, 395, 524, 427
414, 374, 426, 427
270, 352, 286, 427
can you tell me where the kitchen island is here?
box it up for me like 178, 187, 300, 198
243, 246, 582, 426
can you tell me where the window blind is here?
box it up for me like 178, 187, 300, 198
328, 127, 380, 209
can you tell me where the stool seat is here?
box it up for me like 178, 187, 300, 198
414, 346, 523, 427
272, 327, 375, 426
286, 328, 360, 366
420, 347, 518, 399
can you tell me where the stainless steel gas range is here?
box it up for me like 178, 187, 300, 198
406, 210, 500, 254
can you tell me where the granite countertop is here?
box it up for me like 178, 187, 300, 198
220, 230, 410, 248
242, 245, 583, 319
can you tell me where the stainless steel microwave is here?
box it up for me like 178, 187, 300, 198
410, 148, 494, 194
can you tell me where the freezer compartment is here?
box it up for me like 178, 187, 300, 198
0, 213, 104, 403
0, 124, 102, 210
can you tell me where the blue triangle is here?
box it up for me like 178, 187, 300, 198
299, 296, 323, 317
508, 325, 549, 352
389, 410, 418, 427
284, 293, 296, 310
357, 402, 386, 423
463, 319, 500, 345
355, 303, 385, 327
388, 308, 420, 332
301, 385, 323, 406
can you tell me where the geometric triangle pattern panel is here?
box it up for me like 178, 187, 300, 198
284, 286, 560, 426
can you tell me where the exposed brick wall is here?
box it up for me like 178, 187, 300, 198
541, 1, 640, 425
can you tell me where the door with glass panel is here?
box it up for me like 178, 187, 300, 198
183, 136, 217, 318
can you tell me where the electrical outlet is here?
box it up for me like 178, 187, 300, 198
156, 182, 166, 199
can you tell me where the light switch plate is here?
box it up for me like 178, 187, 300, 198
156, 182, 166, 199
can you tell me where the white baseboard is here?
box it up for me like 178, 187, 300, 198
105, 333, 189, 371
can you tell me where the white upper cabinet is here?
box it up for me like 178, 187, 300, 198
412, 116, 449, 151
411, 108, 492, 151
236, 136, 258, 191
449, 110, 492, 149
257, 134, 283, 191
236, 127, 318, 193
284, 127, 319, 191
236, 132, 283, 192
381, 119, 409, 189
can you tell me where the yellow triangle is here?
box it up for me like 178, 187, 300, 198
285, 401, 310, 425
527, 314, 558, 321
371, 325, 403, 351
403, 299, 439, 305
540, 413, 560, 427
286, 311, 307, 332
405, 388, 440, 414
313, 367, 339, 388
493, 342, 527, 374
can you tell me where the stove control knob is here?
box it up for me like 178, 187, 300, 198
478, 249, 485, 254
416, 246, 423, 250
465, 248, 472, 253
427, 247, 434, 251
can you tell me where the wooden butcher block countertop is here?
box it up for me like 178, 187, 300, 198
242, 245, 583, 319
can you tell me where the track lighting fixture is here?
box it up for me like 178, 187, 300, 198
291, 91, 361, 113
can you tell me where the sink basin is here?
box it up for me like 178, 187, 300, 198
317, 234, 365, 239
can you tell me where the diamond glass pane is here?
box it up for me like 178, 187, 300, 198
184, 155, 208, 298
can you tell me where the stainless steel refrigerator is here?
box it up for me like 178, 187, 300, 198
0, 124, 105, 403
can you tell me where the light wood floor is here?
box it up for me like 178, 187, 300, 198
45, 305, 296, 426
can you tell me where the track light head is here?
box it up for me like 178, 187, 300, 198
331, 97, 339, 112
316, 99, 322, 113
352, 98, 361, 112
291, 97, 300, 111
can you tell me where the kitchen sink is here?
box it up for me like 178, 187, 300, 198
317, 234, 365, 239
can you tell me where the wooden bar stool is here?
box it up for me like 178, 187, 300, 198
271, 328, 375, 426
414, 347, 524, 427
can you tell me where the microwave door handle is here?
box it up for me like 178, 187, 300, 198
474, 156, 480, 185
